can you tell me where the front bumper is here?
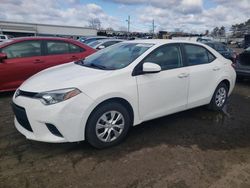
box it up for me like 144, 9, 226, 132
12, 92, 94, 143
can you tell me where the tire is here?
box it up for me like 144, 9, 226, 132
85, 101, 131, 149
208, 82, 228, 111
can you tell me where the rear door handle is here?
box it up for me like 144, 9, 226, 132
178, 73, 189, 78
213, 66, 220, 71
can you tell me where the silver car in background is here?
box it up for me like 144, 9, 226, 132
88, 39, 124, 50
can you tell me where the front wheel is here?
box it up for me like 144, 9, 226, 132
85, 102, 131, 149
208, 83, 228, 111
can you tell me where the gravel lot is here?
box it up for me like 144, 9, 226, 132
0, 80, 250, 188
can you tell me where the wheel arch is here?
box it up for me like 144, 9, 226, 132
210, 78, 231, 101
83, 97, 135, 139
208, 78, 231, 103
90, 97, 135, 125
220, 79, 230, 91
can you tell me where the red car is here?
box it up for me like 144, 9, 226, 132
0, 37, 96, 92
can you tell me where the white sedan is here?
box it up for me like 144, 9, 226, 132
12, 40, 236, 148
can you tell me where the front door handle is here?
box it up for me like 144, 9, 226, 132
33, 59, 44, 63
178, 73, 189, 78
70, 56, 78, 60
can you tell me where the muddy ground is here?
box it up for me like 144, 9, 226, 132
0, 80, 250, 188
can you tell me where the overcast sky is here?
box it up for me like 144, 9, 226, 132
0, 0, 249, 33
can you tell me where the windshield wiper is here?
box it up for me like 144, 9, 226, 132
75, 60, 114, 70
88, 63, 108, 70
75, 59, 85, 65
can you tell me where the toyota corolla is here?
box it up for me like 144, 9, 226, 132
12, 40, 236, 148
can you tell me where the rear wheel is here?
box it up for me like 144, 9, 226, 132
85, 102, 131, 149
208, 82, 228, 111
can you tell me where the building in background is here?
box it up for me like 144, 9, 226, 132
0, 20, 97, 39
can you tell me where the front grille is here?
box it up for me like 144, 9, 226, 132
12, 103, 33, 132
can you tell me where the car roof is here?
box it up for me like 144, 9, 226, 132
8, 36, 76, 42
96, 39, 125, 43
84, 36, 108, 39
0, 36, 92, 49
124, 39, 210, 46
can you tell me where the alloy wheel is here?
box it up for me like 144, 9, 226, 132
95, 111, 125, 142
215, 87, 227, 107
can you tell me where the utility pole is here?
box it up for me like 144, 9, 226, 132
152, 19, 156, 38
152, 19, 155, 34
126, 15, 130, 34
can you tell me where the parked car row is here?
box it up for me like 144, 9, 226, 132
78, 36, 108, 45
202, 41, 250, 79
0, 37, 96, 92
1, 35, 248, 93
203, 41, 237, 64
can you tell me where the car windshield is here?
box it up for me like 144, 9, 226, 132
75, 42, 153, 70
88, 40, 102, 48
84, 38, 106, 44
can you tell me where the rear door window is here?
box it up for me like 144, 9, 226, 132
47, 41, 70, 55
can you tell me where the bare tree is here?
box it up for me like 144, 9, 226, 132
205, 30, 209, 36
230, 19, 250, 37
211, 27, 219, 37
88, 18, 101, 30
219, 26, 226, 37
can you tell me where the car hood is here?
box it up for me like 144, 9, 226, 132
20, 62, 114, 92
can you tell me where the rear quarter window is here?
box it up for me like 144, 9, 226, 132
69, 43, 84, 53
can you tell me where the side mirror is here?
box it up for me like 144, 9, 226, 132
97, 45, 105, 50
0, 53, 7, 62
142, 62, 161, 73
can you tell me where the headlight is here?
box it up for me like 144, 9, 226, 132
35, 88, 81, 105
